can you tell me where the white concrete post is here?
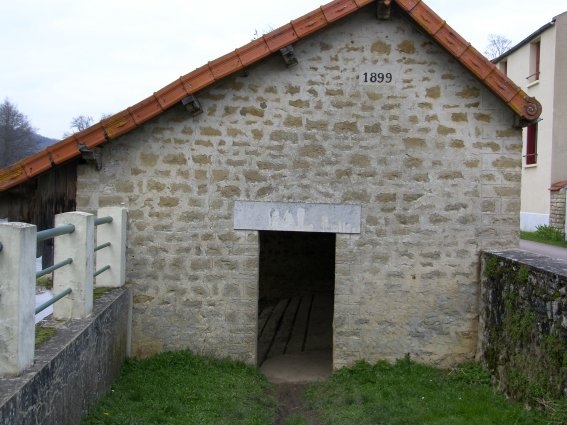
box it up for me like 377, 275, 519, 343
0, 222, 36, 376
95, 207, 127, 288
53, 212, 95, 319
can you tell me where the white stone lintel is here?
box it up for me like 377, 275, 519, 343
233, 201, 361, 234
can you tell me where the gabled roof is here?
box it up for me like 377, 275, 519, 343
0, 0, 542, 192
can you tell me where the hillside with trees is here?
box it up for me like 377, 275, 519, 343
0, 99, 57, 168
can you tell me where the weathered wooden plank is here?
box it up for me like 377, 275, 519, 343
257, 299, 288, 365
286, 295, 313, 354
304, 293, 333, 351
257, 303, 274, 339
268, 296, 300, 358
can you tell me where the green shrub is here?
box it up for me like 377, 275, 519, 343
534, 225, 565, 242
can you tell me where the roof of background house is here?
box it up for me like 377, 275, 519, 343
493, 20, 556, 64
493, 10, 567, 63
0, 0, 542, 192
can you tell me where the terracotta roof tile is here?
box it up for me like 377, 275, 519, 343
550, 181, 567, 191
395, 0, 541, 121
0, 0, 542, 191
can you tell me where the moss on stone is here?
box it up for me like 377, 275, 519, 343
517, 265, 529, 286
482, 253, 567, 407
35, 325, 56, 348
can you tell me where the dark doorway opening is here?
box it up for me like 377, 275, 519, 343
257, 231, 335, 368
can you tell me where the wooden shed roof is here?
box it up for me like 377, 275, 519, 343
0, 0, 542, 192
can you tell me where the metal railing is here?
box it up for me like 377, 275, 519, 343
94, 216, 113, 278
37, 224, 75, 242
35, 288, 72, 315
36, 224, 75, 280
35, 222, 76, 313
0, 206, 128, 376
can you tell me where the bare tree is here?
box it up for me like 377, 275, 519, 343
63, 114, 113, 138
70, 115, 94, 133
0, 99, 37, 167
484, 34, 513, 60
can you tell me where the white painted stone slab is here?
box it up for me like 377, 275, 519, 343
233, 201, 361, 234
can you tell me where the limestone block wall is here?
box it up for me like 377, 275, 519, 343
550, 188, 566, 233
76, 6, 523, 368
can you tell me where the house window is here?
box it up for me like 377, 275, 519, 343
499, 61, 507, 75
528, 40, 540, 83
525, 123, 538, 165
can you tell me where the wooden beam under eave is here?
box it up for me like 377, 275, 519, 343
377, 0, 392, 19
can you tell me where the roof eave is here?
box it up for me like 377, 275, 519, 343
0, 0, 543, 192
395, 0, 542, 126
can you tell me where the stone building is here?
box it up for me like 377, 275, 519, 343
0, 0, 542, 369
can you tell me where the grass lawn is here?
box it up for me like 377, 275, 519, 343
80, 351, 276, 425
520, 225, 567, 248
80, 352, 560, 425
306, 358, 552, 425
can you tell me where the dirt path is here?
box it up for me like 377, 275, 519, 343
273, 383, 325, 425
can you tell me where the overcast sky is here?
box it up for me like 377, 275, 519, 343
1, 0, 565, 139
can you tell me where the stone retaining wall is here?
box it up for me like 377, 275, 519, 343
479, 250, 567, 402
0, 288, 131, 425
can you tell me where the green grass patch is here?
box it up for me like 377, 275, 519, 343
282, 415, 310, 425
305, 358, 551, 425
35, 325, 56, 348
521, 225, 567, 248
80, 350, 276, 425
36, 275, 53, 289
80, 353, 563, 424
93, 287, 112, 299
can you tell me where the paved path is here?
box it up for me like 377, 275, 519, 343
519, 240, 567, 261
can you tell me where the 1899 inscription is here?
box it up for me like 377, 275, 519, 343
362, 72, 393, 83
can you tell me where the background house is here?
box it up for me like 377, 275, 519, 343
494, 11, 567, 232
0, 0, 542, 370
